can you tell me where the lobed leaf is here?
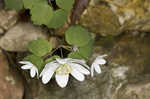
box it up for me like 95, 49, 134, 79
78, 39, 93, 60
68, 51, 83, 60
30, 3, 53, 25
65, 25, 91, 47
56, 0, 74, 12
28, 38, 52, 57
23, 0, 47, 9
45, 55, 60, 64
47, 9, 68, 29
24, 54, 44, 71
68, 39, 93, 61
5, 0, 23, 11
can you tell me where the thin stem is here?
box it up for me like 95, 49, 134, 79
42, 45, 61, 60
61, 45, 72, 51
60, 48, 63, 58
42, 45, 73, 61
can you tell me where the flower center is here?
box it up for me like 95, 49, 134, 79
56, 64, 73, 75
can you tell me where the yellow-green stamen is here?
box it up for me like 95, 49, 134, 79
56, 64, 73, 75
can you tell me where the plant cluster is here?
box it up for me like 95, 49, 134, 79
23, 25, 93, 73
4, 0, 108, 88
5, 0, 74, 28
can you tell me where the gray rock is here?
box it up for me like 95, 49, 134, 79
0, 22, 48, 52
79, 4, 121, 36
117, 75, 150, 99
106, 0, 150, 32
0, 10, 18, 30
79, 0, 150, 36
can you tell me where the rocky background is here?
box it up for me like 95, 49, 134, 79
1, 0, 150, 99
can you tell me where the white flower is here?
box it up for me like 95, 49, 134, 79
91, 54, 107, 77
73, 46, 79, 51
40, 58, 90, 88
19, 61, 38, 78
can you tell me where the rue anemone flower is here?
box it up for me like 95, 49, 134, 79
40, 58, 90, 88
19, 61, 39, 78
91, 54, 107, 77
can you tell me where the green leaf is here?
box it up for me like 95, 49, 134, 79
78, 40, 93, 59
68, 40, 93, 61
45, 55, 60, 64
28, 38, 52, 57
5, 0, 23, 11
23, 0, 47, 9
31, 3, 53, 25
56, 0, 74, 12
24, 55, 44, 71
65, 25, 91, 47
47, 9, 68, 29
68, 52, 83, 60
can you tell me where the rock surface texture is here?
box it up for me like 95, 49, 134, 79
0, 10, 18, 34
117, 75, 150, 99
0, 22, 48, 51
79, 0, 150, 36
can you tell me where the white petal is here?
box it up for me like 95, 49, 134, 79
95, 58, 106, 65
30, 67, 36, 78
41, 70, 54, 84
55, 74, 69, 88
21, 65, 32, 69
97, 54, 108, 58
56, 58, 69, 64
68, 59, 89, 69
19, 61, 33, 65
91, 64, 94, 77
71, 64, 90, 75
40, 62, 59, 77
69, 59, 86, 64
39, 70, 45, 77
45, 62, 60, 71
71, 69, 85, 81
93, 64, 102, 74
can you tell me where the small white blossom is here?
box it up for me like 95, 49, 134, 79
73, 46, 79, 51
91, 54, 107, 77
40, 58, 90, 88
19, 61, 39, 78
